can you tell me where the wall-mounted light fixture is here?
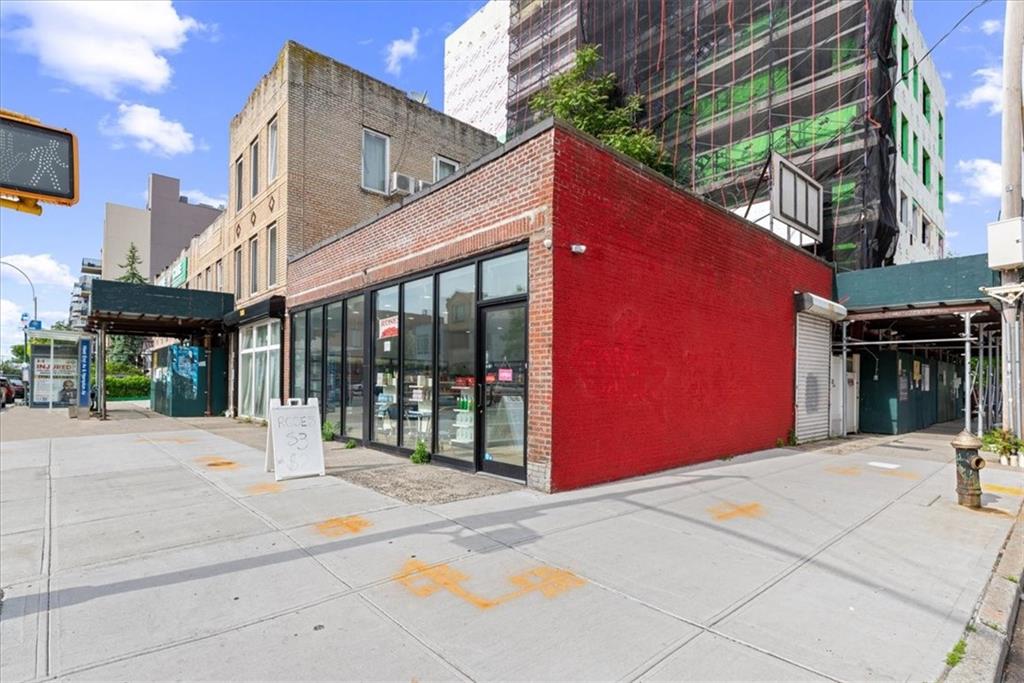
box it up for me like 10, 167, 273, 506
542, 238, 553, 250
570, 244, 587, 254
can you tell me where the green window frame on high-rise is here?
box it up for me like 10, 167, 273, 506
912, 134, 919, 174
922, 82, 931, 121
922, 150, 931, 188
938, 114, 944, 158
913, 66, 919, 100
900, 116, 909, 162
938, 174, 944, 211
901, 36, 910, 79
892, 104, 898, 144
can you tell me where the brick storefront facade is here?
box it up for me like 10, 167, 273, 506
287, 120, 834, 491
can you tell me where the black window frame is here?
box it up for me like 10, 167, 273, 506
288, 243, 529, 470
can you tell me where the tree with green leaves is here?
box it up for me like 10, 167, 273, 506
117, 242, 146, 284
51, 320, 72, 331
108, 242, 147, 369
530, 45, 671, 175
9, 344, 28, 364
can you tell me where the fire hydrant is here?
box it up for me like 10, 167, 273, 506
952, 430, 986, 508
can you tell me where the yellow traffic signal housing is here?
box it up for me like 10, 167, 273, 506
0, 110, 79, 212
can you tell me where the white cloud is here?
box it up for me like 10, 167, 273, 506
956, 67, 1002, 115
0, 300, 69, 358
947, 191, 965, 205
980, 19, 1002, 35
103, 103, 194, 156
1, 0, 201, 99
385, 27, 420, 76
957, 158, 1002, 199
182, 189, 226, 209
0, 298, 26, 359
0, 253, 76, 289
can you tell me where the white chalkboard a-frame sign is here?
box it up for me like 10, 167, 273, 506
265, 398, 325, 481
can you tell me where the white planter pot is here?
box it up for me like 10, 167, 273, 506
1010, 454, 1020, 468
1000, 455, 1010, 466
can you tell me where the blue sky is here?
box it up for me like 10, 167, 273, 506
0, 0, 1010, 358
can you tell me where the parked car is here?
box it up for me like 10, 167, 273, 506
0, 378, 13, 405
8, 378, 25, 400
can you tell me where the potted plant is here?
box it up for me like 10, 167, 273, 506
991, 429, 1021, 467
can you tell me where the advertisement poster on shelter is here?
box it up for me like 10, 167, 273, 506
31, 347, 78, 407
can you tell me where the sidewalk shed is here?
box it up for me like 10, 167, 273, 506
287, 120, 835, 491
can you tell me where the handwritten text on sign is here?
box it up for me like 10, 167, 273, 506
266, 398, 325, 481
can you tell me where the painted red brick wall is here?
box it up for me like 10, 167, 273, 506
549, 129, 834, 491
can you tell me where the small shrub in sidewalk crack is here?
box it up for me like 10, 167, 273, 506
345, 439, 357, 449
1006, 575, 1019, 584
321, 421, 336, 442
410, 440, 430, 464
945, 639, 967, 667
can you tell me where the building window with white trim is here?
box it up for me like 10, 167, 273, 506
250, 139, 260, 198
215, 259, 223, 292
899, 191, 908, 225
267, 117, 278, 183
267, 223, 277, 286
362, 129, 389, 193
234, 247, 242, 298
433, 155, 459, 182
234, 157, 243, 212
249, 236, 259, 295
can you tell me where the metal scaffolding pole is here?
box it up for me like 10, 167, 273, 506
841, 321, 849, 437
977, 324, 985, 437
964, 312, 974, 433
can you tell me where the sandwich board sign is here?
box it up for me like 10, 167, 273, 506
265, 398, 325, 481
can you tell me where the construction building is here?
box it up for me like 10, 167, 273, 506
444, 0, 511, 141
449, 0, 945, 270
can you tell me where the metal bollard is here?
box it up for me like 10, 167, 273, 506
951, 430, 986, 508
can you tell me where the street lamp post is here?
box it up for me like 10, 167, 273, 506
0, 260, 39, 369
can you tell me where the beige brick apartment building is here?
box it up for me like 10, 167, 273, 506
156, 41, 496, 419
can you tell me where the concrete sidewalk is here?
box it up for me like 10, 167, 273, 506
1, 413, 1022, 682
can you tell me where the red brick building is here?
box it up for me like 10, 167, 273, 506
287, 120, 834, 492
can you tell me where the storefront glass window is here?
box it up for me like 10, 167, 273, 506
373, 286, 400, 445
345, 296, 364, 439
239, 352, 252, 418
292, 310, 306, 399
481, 251, 528, 300
240, 319, 281, 419
307, 307, 324, 406
325, 302, 343, 435
401, 277, 434, 448
267, 320, 280, 409
437, 266, 476, 461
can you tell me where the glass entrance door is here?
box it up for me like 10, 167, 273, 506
478, 303, 527, 479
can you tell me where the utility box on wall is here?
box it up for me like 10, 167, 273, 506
988, 218, 1024, 270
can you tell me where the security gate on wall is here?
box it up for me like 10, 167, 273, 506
795, 312, 832, 442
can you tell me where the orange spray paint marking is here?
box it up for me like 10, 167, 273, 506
394, 559, 586, 610
138, 436, 196, 444
314, 516, 371, 537
880, 469, 919, 480
246, 482, 284, 496
708, 501, 764, 521
983, 483, 1024, 497
195, 456, 239, 470
825, 465, 862, 476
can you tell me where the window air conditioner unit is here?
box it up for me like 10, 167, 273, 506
417, 179, 432, 192
391, 172, 415, 196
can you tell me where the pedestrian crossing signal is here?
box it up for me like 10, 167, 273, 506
0, 110, 78, 210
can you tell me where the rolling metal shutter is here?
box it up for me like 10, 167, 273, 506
795, 313, 831, 442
